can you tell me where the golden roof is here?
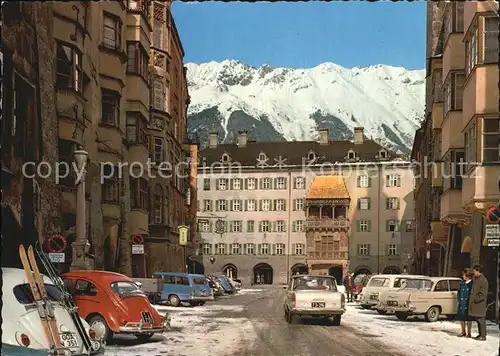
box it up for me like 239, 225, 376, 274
306, 175, 350, 199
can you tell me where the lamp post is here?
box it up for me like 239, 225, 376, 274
70, 148, 92, 271
425, 239, 431, 276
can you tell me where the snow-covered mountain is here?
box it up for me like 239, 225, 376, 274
186, 60, 425, 153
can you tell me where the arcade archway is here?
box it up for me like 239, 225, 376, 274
328, 265, 343, 285
353, 266, 372, 278
382, 265, 401, 274
188, 258, 205, 275
222, 263, 237, 279
291, 263, 308, 275
253, 263, 273, 284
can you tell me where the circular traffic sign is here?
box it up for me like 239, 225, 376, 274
47, 234, 67, 253
131, 233, 144, 245
485, 206, 500, 224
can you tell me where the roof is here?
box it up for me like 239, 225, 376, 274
199, 139, 396, 167
306, 175, 349, 199
62, 270, 131, 283
2, 267, 52, 288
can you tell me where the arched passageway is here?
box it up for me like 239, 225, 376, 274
188, 259, 205, 275
253, 263, 273, 284
353, 267, 371, 278
291, 263, 308, 275
222, 263, 237, 279
328, 265, 343, 285
382, 265, 401, 274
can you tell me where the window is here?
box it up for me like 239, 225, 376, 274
130, 178, 149, 210
294, 199, 304, 211
127, 0, 150, 19
246, 178, 256, 190
216, 199, 227, 211
405, 220, 415, 232
221, 153, 230, 162
126, 42, 149, 78
247, 199, 256, 211
202, 243, 211, 255
217, 178, 228, 190
358, 198, 370, 210
357, 175, 370, 188
261, 200, 271, 211
260, 221, 270, 232
379, 150, 387, 159
276, 220, 285, 232
101, 89, 120, 126
276, 177, 286, 189
203, 200, 212, 211
153, 184, 163, 224
307, 151, 316, 161
367, 278, 389, 288
103, 13, 121, 50
203, 178, 210, 190
482, 117, 500, 163
232, 178, 241, 190
261, 178, 271, 189
347, 150, 355, 160
484, 17, 499, 64
231, 243, 241, 255
294, 243, 304, 255
386, 197, 400, 210
56, 43, 82, 92
110, 281, 142, 296
126, 113, 148, 145
388, 244, 398, 256
216, 243, 225, 255
444, 72, 465, 112
434, 280, 449, 292
386, 220, 400, 232
357, 220, 370, 232
386, 174, 401, 187
231, 200, 241, 212
465, 122, 477, 167
449, 280, 461, 291
259, 243, 270, 255
152, 137, 164, 163
293, 220, 304, 232
258, 152, 267, 162
444, 150, 465, 189
102, 165, 119, 203
7, 74, 34, 159
153, 4, 164, 49
294, 177, 305, 189
466, 26, 478, 76
357, 244, 370, 256
153, 78, 165, 111
276, 243, 285, 255
275, 199, 285, 211
74, 280, 98, 296
247, 220, 254, 232
199, 221, 210, 233
245, 243, 255, 255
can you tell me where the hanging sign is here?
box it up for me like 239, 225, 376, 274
47, 234, 67, 253
132, 244, 145, 254
484, 224, 500, 247
215, 219, 225, 234
131, 233, 144, 245
48, 253, 65, 263
178, 225, 189, 246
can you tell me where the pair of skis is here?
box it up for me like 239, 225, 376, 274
19, 245, 63, 351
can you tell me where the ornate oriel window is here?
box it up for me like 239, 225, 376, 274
153, 184, 163, 224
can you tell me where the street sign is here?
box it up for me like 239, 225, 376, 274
487, 238, 500, 247
485, 224, 500, 238
486, 206, 500, 224
178, 225, 189, 246
48, 252, 65, 263
132, 244, 144, 254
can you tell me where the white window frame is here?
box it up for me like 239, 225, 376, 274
276, 199, 285, 211
261, 178, 271, 189
247, 199, 256, 211
388, 244, 398, 256
484, 17, 499, 64
232, 178, 241, 190
387, 174, 400, 187
218, 178, 228, 190
482, 117, 500, 163
359, 220, 369, 232
387, 220, 400, 232
217, 199, 227, 211
247, 178, 256, 190
295, 220, 304, 232
261, 220, 270, 232
294, 243, 304, 255
217, 244, 225, 254
276, 220, 285, 232
294, 199, 304, 211
276, 243, 285, 255
199, 221, 210, 233
359, 175, 369, 188
231, 220, 242, 232
203, 200, 212, 211
232, 200, 241, 211
295, 177, 305, 189
466, 26, 478, 76
358, 244, 369, 256
202, 243, 211, 255
247, 220, 254, 232
245, 243, 255, 255
276, 177, 286, 189
359, 198, 370, 210
387, 197, 399, 210
231, 243, 240, 254
262, 199, 271, 211
260, 243, 270, 255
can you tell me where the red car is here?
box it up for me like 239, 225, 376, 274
62, 271, 169, 342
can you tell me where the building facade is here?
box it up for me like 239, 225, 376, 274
413, 1, 499, 297
1, 1, 194, 275
196, 128, 416, 285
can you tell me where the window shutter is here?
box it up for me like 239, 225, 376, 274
273, 178, 277, 189
386, 220, 390, 232
303, 178, 306, 188
228, 200, 233, 211
356, 220, 360, 232
214, 243, 219, 254
283, 221, 287, 232
228, 243, 233, 254
283, 177, 287, 189
292, 200, 296, 211
228, 222, 233, 233
385, 175, 390, 187
257, 243, 262, 254
385, 244, 389, 256
258, 221, 262, 232
367, 220, 371, 232
396, 199, 400, 210
271, 221, 277, 232
259, 200, 263, 211
356, 176, 360, 187
272, 200, 276, 211
356, 244, 360, 255
367, 198, 371, 210
215, 200, 219, 211
386, 198, 390, 210
259, 178, 263, 189
283, 199, 286, 211
216, 179, 220, 190
292, 221, 296, 232
271, 244, 276, 255
396, 220, 400, 232
357, 199, 361, 209
244, 200, 248, 211
367, 244, 371, 255
397, 176, 401, 187
291, 243, 296, 255
367, 176, 372, 187
244, 178, 248, 189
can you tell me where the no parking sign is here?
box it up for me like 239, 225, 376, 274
485, 206, 500, 224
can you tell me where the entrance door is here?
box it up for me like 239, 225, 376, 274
253, 263, 273, 284
328, 266, 343, 285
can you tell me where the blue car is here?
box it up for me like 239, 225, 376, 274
2, 344, 50, 356
214, 275, 235, 294
153, 272, 214, 307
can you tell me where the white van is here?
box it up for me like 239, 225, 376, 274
359, 274, 427, 314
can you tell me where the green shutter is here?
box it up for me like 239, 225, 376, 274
257, 243, 262, 254
273, 178, 277, 189
357, 198, 361, 209
292, 199, 296, 211
272, 244, 276, 255
259, 178, 263, 189
258, 221, 262, 232
356, 220, 360, 232
229, 200, 233, 211
396, 199, 400, 210
367, 220, 372, 232
216, 179, 219, 190
283, 221, 287, 232
385, 175, 390, 187
397, 175, 401, 187
244, 178, 248, 189
367, 198, 371, 210
367, 244, 371, 255
367, 176, 372, 187
292, 221, 296, 232
283, 199, 287, 211
396, 220, 400, 232
356, 244, 360, 255
271, 221, 277, 232
244, 200, 248, 211
259, 200, 263, 211
386, 220, 390, 232
356, 176, 361, 187
271, 200, 276, 211
283, 177, 287, 189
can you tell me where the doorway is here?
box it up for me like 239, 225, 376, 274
222, 264, 237, 279
382, 266, 401, 274
253, 263, 273, 284
188, 259, 205, 275
291, 263, 308, 275
328, 266, 343, 285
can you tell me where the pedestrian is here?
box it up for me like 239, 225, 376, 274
456, 268, 474, 338
343, 271, 354, 303
468, 264, 488, 341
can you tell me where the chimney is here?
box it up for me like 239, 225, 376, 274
354, 127, 364, 145
319, 128, 329, 145
209, 132, 218, 148
237, 131, 248, 147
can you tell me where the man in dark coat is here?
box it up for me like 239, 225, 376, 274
468, 264, 488, 340
343, 271, 354, 303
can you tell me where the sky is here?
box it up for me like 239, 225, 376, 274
172, 1, 426, 70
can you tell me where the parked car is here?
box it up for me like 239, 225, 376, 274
150, 272, 214, 307
359, 274, 427, 314
2, 344, 50, 356
2, 268, 102, 355
205, 276, 224, 296
62, 271, 169, 342
283, 275, 345, 326
213, 275, 235, 294
227, 278, 241, 290
378, 276, 461, 322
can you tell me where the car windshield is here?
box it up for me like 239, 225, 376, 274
403, 279, 433, 290
110, 281, 144, 296
292, 276, 337, 291
192, 277, 207, 285
14, 283, 63, 304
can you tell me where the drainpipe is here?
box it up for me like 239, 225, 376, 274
286, 169, 292, 283
377, 163, 381, 273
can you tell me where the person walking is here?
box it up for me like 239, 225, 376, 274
456, 268, 474, 338
343, 272, 354, 303
468, 264, 488, 341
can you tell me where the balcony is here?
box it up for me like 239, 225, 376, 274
307, 251, 348, 260
305, 218, 350, 230
440, 189, 463, 222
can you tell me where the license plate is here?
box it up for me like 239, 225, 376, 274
370, 295, 378, 300
311, 302, 325, 308
387, 300, 398, 306
60, 332, 79, 348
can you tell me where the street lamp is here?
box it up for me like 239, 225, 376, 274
209, 256, 215, 265
70, 148, 92, 271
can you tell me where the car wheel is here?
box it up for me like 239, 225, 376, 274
331, 315, 341, 326
361, 305, 372, 310
169, 294, 181, 307
376, 309, 388, 315
198, 301, 206, 306
135, 333, 154, 342
425, 306, 440, 322
87, 315, 112, 342
188, 301, 199, 307
395, 312, 409, 321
